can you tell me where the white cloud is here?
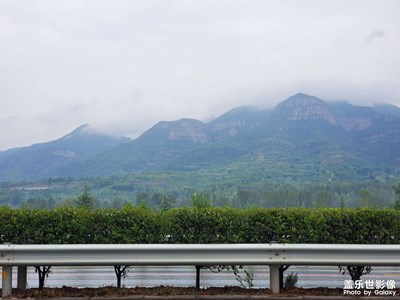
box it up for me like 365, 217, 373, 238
0, 0, 399, 150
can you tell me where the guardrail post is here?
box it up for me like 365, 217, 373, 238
17, 266, 27, 290
2, 265, 12, 298
195, 265, 201, 290
269, 264, 280, 294
1, 242, 13, 297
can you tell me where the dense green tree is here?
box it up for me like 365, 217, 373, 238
150, 192, 165, 209
393, 184, 400, 209
360, 189, 374, 207
75, 183, 95, 209
157, 194, 176, 212
191, 192, 213, 208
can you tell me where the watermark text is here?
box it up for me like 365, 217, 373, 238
343, 279, 397, 296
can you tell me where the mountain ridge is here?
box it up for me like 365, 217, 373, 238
0, 124, 131, 180
0, 93, 399, 181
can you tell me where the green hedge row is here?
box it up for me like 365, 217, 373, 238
1, 206, 399, 244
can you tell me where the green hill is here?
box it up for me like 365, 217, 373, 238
1, 93, 400, 183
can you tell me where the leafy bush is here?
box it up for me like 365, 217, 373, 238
1, 207, 400, 244
284, 272, 298, 289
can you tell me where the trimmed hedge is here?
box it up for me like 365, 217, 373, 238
1, 206, 399, 244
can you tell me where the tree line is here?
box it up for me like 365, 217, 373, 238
1, 175, 400, 210
4, 182, 398, 211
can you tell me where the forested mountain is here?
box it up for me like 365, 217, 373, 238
1, 93, 400, 182
372, 103, 400, 118
0, 125, 131, 180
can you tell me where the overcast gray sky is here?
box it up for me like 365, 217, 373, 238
1, 0, 399, 151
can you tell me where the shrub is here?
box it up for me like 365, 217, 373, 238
1, 207, 399, 244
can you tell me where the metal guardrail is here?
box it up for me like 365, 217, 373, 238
2, 243, 400, 297
3, 243, 400, 266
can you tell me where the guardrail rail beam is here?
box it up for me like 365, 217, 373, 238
2, 243, 400, 295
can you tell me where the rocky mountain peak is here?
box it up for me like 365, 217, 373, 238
153, 119, 209, 143
1, 93, 400, 181
208, 106, 268, 140
273, 93, 337, 124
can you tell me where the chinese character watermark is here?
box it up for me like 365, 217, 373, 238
343, 279, 397, 297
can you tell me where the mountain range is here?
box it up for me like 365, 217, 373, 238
1, 93, 400, 182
